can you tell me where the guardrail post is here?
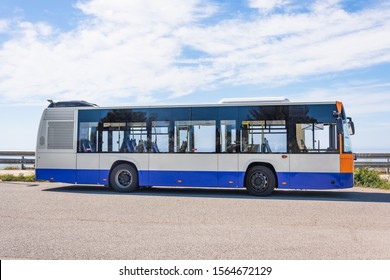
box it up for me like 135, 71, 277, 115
0, 151, 35, 169
21, 155, 25, 170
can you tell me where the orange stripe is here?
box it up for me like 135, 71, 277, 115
340, 153, 354, 173
336, 101, 342, 113
336, 101, 353, 172
339, 134, 343, 156
337, 101, 353, 173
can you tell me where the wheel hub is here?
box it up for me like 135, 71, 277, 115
250, 172, 268, 190
116, 170, 132, 188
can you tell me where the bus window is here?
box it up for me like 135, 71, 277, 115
127, 122, 147, 153
240, 120, 287, 153
101, 122, 126, 152
101, 122, 147, 153
194, 121, 216, 152
221, 120, 237, 153
78, 122, 98, 152
295, 123, 338, 152
175, 120, 216, 153
151, 121, 170, 153
343, 121, 353, 153
175, 121, 190, 153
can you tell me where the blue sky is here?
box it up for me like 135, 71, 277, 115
0, 0, 389, 152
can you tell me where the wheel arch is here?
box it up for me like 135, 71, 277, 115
109, 160, 139, 185
244, 162, 278, 189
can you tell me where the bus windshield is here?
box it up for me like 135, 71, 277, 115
343, 118, 354, 153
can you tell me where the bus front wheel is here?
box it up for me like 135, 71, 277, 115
245, 166, 276, 196
110, 164, 139, 192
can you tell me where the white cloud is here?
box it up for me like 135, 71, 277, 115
248, 0, 290, 13
291, 82, 390, 115
75, 0, 214, 26
0, 19, 9, 32
176, 2, 390, 86
0, 0, 390, 106
0, 0, 216, 105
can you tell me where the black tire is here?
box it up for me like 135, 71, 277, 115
109, 163, 138, 192
245, 166, 276, 196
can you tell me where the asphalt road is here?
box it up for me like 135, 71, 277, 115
1, 182, 390, 260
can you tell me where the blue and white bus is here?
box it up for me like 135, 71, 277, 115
35, 98, 355, 196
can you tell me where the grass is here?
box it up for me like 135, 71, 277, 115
3, 165, 34, 170
0, 173, 36, 182
3, 166, 20, 170
354, 168, 390, 190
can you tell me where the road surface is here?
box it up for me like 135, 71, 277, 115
1, 182, 389, 259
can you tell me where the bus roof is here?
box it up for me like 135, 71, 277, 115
45, 99, 340, 110
47, 100, 98, 108
219, 97, 290, 104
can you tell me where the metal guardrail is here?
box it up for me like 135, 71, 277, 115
354, 153, 390, 173
0, 151, 35, 170
0, 151, 389, 172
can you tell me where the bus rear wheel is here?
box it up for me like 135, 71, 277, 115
110, 164, 139, 192
245, 166, 276, 196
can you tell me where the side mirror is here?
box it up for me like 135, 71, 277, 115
347, 117, 355, 135
336, 117, 343, 135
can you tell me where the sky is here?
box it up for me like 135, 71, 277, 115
0, 0, 389, 152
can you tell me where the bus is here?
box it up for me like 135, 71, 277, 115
35, 98, 355, 196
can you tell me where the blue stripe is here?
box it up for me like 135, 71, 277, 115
148, 170, 242, 187
36, 168, 76, 184
284, 172, 354, 189
36, 169, 354, 189
340, 172, 354, 188
77, 169, 100, 184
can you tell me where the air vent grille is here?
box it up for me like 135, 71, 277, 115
47, 121, 74, 149
44, 109, 74, 121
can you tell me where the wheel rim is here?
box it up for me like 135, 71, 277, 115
115, 169, 132, 188
250, 172, 268, 191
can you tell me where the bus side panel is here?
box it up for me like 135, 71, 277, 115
99, 153, 149, 186
36, 168, 76, 183
148, 154, 218, 187
289, 172, 341, 189
340, 153, 354, 188
238, 154, 290, 188
217, 154, 240, 187
339, 172, 354, 188
35, 152, 77, 183
289, 154, 345, 189
76, 153, 100, 184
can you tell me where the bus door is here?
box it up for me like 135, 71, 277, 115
289, 122, 340, 189
218, 120, 240, 187
76, 121, 100, 184
174, 120, 218, 187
